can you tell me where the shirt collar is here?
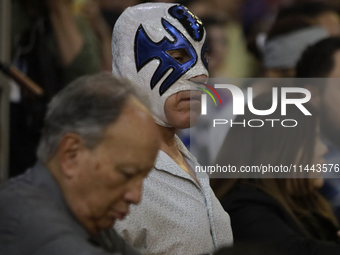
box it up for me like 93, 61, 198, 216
154, 135, 209, 186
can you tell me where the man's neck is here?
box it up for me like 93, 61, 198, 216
157, 125, 177, 153
156, 125, 198, 182
158, 125, 186, 170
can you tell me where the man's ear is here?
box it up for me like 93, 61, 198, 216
304, 85, 322, 108
58, 133, 86, 178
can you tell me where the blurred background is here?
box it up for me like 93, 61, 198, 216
0, 0, 340, 181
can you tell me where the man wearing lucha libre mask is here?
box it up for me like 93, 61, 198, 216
111, 3, 233, 254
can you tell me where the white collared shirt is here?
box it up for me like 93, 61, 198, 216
114, 136, 233, 255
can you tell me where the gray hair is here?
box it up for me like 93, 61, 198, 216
37, 73, 149, 163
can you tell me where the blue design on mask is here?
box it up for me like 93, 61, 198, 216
135, 18, 197, 96
168, 5, 204, 42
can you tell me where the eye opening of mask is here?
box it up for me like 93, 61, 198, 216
166, 48, 192, 64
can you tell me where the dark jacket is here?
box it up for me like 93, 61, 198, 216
0, 162, 140, 255
221, 184, 340, 255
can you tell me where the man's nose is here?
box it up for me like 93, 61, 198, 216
190, 75, 208, 84
124, 179, 143, 205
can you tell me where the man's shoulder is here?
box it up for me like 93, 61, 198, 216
0, 173, 86, 255
0, 172, 57, 215
1, 177, 68, 226
0, 175, 140, 255
0, 174, 44, 213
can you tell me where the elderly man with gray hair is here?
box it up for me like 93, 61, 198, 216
0, 73, 160, 255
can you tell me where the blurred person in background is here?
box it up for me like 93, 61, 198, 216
277, 2, 340, 36
10, 0, 102, 176
0, 73, 160, 255
77, 0, 113, 71
262, 16, 328, 78
208, 14, 328, 163
95, 0, 141, 30
212, 93, 340, 255
111, 3, 233, 254
74, 0, 144, 73
201, 16, 229, 77
296, 37, 340, 222
188, 0, 255, 78
247, 1, 339, 77
241, 0, 276, 78
204, 2, 331, 166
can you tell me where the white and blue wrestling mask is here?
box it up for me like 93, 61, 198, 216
111, 3, 209, 127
